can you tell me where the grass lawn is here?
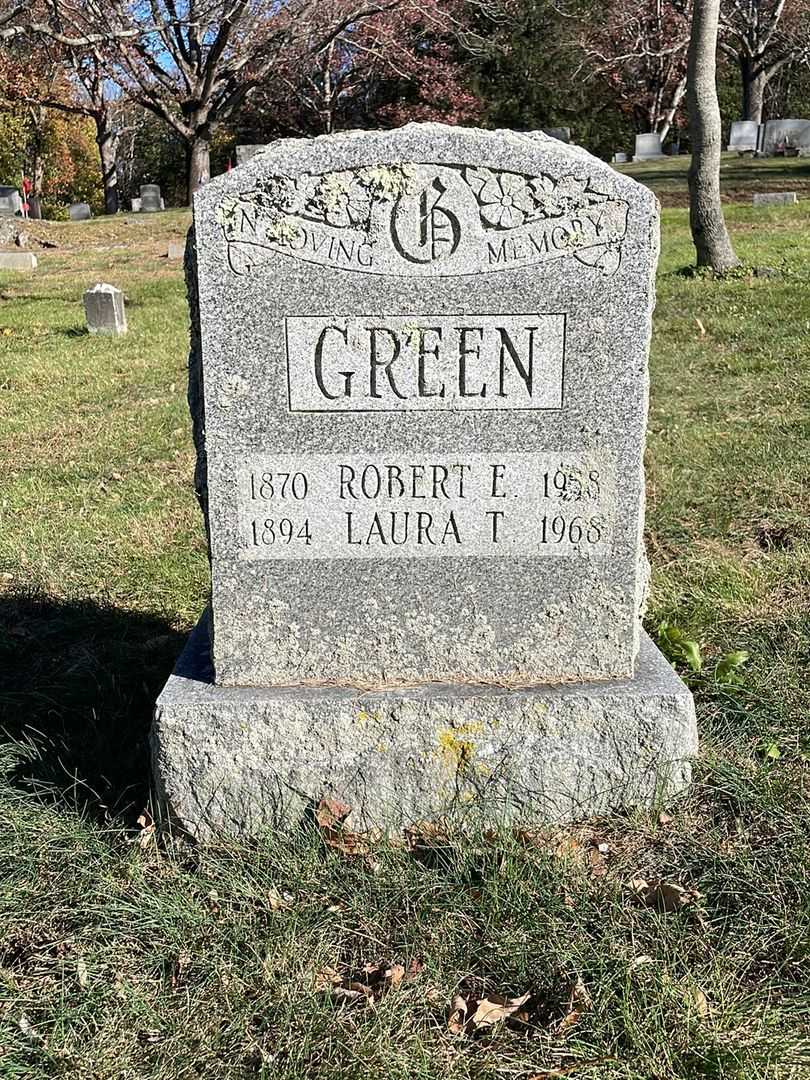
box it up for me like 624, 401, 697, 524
618, 152, 810, 206
0, 187, 808, 1079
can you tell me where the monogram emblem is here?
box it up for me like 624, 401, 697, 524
390, 178, 461, 264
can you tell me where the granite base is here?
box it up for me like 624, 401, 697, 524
151, 615, 697, 839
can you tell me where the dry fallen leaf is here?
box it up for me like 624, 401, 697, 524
658, 811, 673, 826
695, 317, 706, 336
315, 795, 351, 830
556, 976, 592, 1034
134, 808, 156, 850
314, 796, 376, 864
447, 989, 531, 1034
683, 984, 709, 1017
628, 877, 700, 912
267, 888, 295, 911
76, 956, 88, 989
316, 960, 409, 1005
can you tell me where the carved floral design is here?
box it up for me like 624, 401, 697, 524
217, 161, 629, 278
466, 168, 535, 228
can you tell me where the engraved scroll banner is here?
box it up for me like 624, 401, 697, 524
217, 164, 629, 279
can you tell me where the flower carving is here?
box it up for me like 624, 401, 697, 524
530, 174, 591, 217
312, 172, 370, 228
475, 171, 535, 229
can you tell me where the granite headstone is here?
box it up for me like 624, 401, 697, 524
140, 184, 162, 212
0, 251, 37, 270
0, 186, 21, 216
728, 120, 759, 153
752, 191, 798, 206
761, 118, 810, 155
69, 202, 92, 221
236, 145, 264, 166
153, 123, 697, 838
83, 282, 127, 335
633, 133, 665, 161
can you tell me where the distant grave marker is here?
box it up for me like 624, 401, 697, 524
632, 133, 665, 161
140, 185, 162, 212
0, 251, 36, 270
752, 192, 798, 206
83, 283, 127, 335
0, 186, 21, 216
69, 202, 92, 221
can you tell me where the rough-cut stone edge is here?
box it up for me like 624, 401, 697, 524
151, 614, 697, 840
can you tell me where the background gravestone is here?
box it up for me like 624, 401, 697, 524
761, 118, 810, 155
0, 186, 21, 216
236, 145, 264, 166
753, 192, 798, 206
728, 120, 759, 153
633, 133, 665, 161
69, 202, 92, 221
0, 251, 37, 270
542, 127, 571, 143
83, 283, 127, 335
140, 184, 162, 212
153, 123, 697, 838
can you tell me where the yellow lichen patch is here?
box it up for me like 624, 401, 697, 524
358, 164, 415, 200
437, 730, 476, 775
355, 708, 381, 725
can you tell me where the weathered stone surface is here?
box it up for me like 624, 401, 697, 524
752, 191, 798, 206
69, 202, 92, 221
168, 240, 185, 260
0, 251, 37, 270
612, 152, 628, 164
760, 118, 810, 155
131, 198, 141, 212
728, 120, 760, 153
0, 185, 21, 216
189, 123, 659, 688
140, 184, 162, 212
153, 616, 697, 839
83, 282, 127, 335
632, 133, 665, 161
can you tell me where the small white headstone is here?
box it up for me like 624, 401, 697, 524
83, 282, 127, 335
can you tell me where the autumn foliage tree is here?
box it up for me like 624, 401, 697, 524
238, 0, 488, 139
719, 0, 810, 123
579, 0, 693, 139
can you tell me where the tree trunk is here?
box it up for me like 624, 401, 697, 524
740, 57, 767, 123
687, 0, 739, 271
659, 75, 688, 143
95, 112, 120, 215
188, 135, 211, 202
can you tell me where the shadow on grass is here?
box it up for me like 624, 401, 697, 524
0, 591, 185, 820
